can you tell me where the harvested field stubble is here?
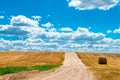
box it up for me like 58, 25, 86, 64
0, 52, 64, 67
77, 52, 120, 80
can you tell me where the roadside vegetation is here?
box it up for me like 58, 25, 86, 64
77, 52, 120, 80
0, 65, 60, 75
0, 52, 64, 75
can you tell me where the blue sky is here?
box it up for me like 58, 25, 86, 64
0, 0, 120, 53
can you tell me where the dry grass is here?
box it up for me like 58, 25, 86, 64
0, 51, 64, 67
77, 52, 120, 80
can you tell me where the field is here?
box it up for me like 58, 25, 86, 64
77, 52, 120, 80
0, 52, 64, 75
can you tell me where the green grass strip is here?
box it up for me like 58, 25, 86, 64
32, 65, 59, 70
0, 66, 28, 75
0, 65, 60, 76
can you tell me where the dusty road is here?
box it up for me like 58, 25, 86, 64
28, 52, 92, 80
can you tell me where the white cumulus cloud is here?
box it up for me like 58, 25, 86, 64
10, 15, 39, 27
76, 27, 89, 33
113, 27, 120, 33
67, 0, 120, 10
0, 15, 44, 37
31, 16, 41, 21
41, 22, 54, 28
0, 16, 4, 19
61, 27, 73, 32
48, 28, 56, 32
0, 15, 120, 53
107, 30, 112, 33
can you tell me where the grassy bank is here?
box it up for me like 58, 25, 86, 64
77, 52, 120, 80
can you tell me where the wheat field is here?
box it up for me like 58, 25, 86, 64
0, 51, 64, 67
77, 52, 120, 80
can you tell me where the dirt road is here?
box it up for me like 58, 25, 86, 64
28, 52, 92, 80
0, 52, 92, 80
